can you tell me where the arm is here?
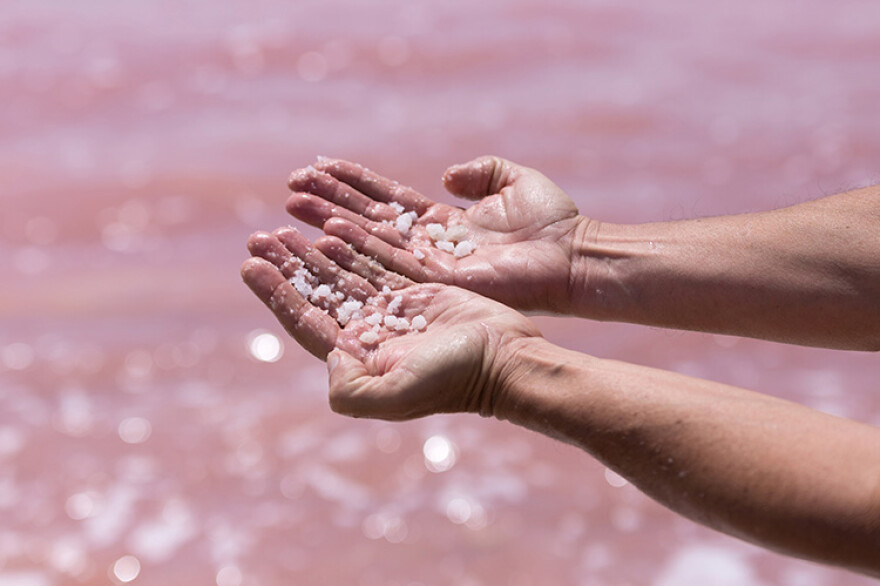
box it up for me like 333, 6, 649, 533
574, 184, 880, 350
493, 337, 880, 576
242, 228, 880, 577
287, 157, 880, 350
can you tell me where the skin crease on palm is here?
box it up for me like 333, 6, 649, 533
241, 227, 542, 421
284, 156, 587, 315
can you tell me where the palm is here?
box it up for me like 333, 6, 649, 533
286, 156, 585, 314
336, 284, 539, 419
241, 228, 540, 421
411, 172, 580, 312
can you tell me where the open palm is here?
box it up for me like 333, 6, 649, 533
241, 227, 541, 420
285, 156, 588, 314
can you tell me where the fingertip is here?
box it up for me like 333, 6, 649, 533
240, 256, 261, 281
240, 256, 278, 288
313, 157, 356, 175
441, 156, 492, 199
322, 217, 362, 242
272, 225, 298, 239
287, 166, 314, 190
314, 233, 346, 253
285, 191, 308, 213
246, 231, 276, 255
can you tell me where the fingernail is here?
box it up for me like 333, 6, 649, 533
327, 351, 340, 373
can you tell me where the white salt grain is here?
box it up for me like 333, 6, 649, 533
335, 291, 345, 301
290, 269, 314, 297
336, 299, 364, 326
413, 249, 425, 260
387, 295, 403, 315
383, 315, 398, 328
411, 315, 427, 330
359, 331, 379, 344
435, 241, 454, 253
312, 284, 331, 299
382, 285, 392, 294
453, 240, 476, 258
395, 213, 413, 235
394, 317, 410, 331
364, 312, 383, 326
426, 223, 446, 241
389, 201, 405, 214
446, 224, 467, 242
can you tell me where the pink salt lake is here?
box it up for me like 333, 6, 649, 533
1, 0, 878, 584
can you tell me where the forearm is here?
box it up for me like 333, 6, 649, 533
571, 185, 880, 350
493, 338, 880, 576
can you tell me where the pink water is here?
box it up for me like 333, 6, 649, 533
2, 1, 879, 584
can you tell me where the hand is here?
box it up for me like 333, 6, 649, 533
241, 227, 542, 420
285, 156, 590, 314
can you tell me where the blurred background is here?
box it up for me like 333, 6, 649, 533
1, 0, 878, 584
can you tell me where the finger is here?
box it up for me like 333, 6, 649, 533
247, 230, 299, 270
274, 227, 378, 301
247, 231, 352, 321
288, 166, 400, 222
315, 234, 415, 291
286, 192, 407, 248
240, 257, 338, 359
323, 218, 434, 285
327, 349, 422, 421
313, 158, 434, 215
442, 155, 523, 200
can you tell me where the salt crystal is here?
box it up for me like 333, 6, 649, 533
336, 299, 364, 325
290, 269, 313, 297
413, 249, 425, 260
435, 241, 454, 253
426, 223, 446, 241
359, 331, 379, 344
364, 312, 383, 326
411, 315, 427, 330
335, 291, 345, 301
394, 317, 410, 331
382, 285, 392, 294
395, 213, 413, 235
387, 295, 403, 315
383, 315, 398, 328
453, 240, 476, 258
312, 284, 332, 299
389, 201, 405, 214
446, 224, 467, 242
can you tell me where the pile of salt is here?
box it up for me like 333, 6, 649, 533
425, 222, 476, 257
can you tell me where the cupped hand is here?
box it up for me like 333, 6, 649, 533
285, 156, 590, 314
241, 228, 542, 420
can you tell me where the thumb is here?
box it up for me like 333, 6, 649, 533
326, 349, 370, 414
442, 155, 522, 200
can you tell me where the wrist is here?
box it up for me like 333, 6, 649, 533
567, 216, 644, 321
489, 335, 597, 430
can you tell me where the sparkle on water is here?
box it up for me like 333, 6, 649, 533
112, 555, 141, 583
604, 468, 629, 488
216, 565, 243, 586
423, 435, 456, 473
247, 330, 284, 363
118, 417, 152, 444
